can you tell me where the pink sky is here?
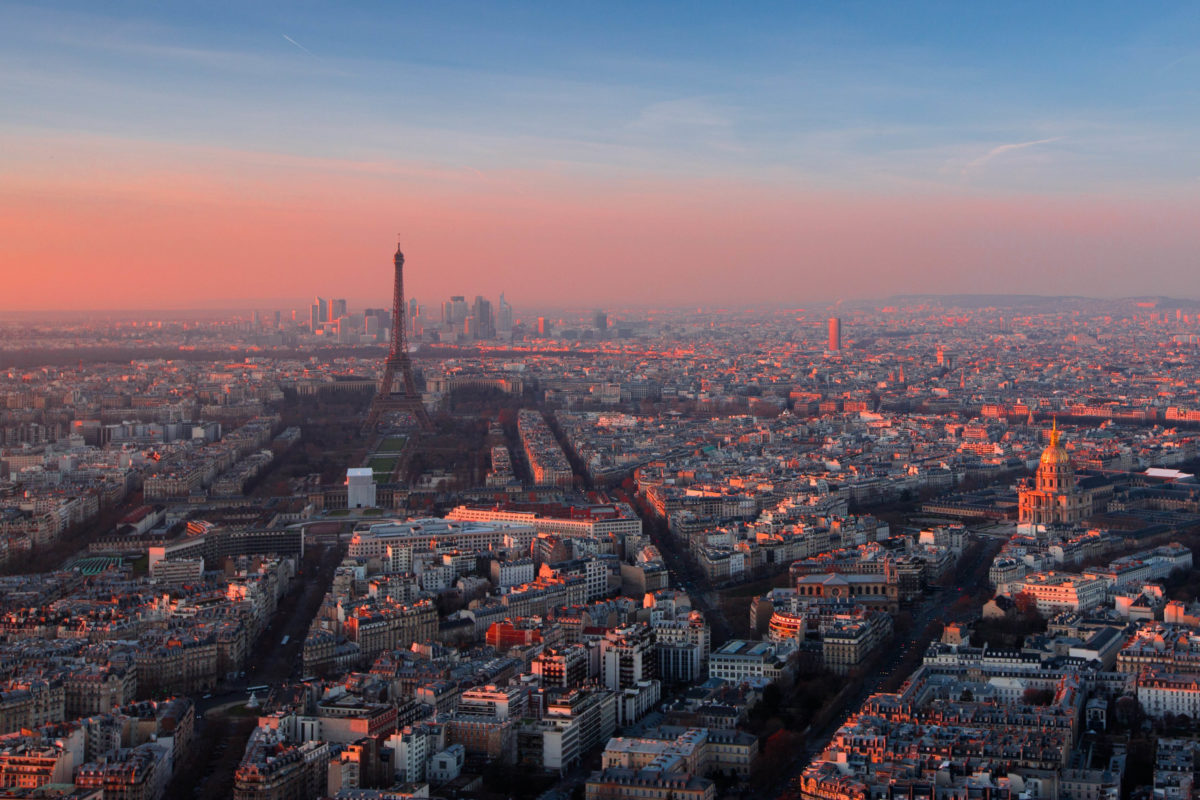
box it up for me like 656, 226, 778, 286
3, 134, 1198, 312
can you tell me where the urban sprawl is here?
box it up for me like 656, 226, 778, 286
3, 286, 1200, 800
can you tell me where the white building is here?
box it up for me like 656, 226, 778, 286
602, 625, 656, 692
1138, 672, 1200, 720
348, 518, 536, 559
708, 640, 788, 683
428, 744, 465, 783
346, 467, 376, 509
618, 680, 661, 727
386, 722, 444, 783
491, 558, 535, 589
457, 685, 526, 721
447, 503, 642, 538
536, 690, 619, 773
1005, 571, 1107, 614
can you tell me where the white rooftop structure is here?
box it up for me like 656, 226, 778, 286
348, 517, 537, 557
1144, 468, 1195, 482
346, 467, 376, 509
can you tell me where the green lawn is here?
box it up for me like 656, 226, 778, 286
368, 456, 399, 474
379, 436, 407, 451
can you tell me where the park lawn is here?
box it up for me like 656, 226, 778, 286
368, 456, 399, 473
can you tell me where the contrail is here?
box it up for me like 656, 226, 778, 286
963, 136, 1062, 173
282, 34, 314, 56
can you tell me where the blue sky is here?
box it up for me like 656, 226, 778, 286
6, 1, 1199, 190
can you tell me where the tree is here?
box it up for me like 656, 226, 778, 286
1022, 687, 1056, 706
1114, 694, 1144, 730
1012, 591, 1038, 616
754, 729, 801, 789
762, 682, 783, 710
1123, 737, 1156, 796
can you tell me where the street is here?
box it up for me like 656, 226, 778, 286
165, 540, 346, 800
776, 531, 1003, 797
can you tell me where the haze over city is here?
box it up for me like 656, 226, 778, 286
9, 5, 1200, 800
4, 2, 1200, 311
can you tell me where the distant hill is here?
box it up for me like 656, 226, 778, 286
868, 294, 1198, 311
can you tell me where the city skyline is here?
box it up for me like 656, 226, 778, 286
4, 2, 1200, 311
8, 5, 1200, 798
3, 295, 1200, 797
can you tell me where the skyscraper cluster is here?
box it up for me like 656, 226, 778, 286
299, 284, 517, 346
308, 295, 384, 343
425, 292, 513, 342
310, 296, 343, 332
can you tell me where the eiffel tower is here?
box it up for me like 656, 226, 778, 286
365, 238, 432, 431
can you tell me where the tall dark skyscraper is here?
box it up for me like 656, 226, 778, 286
472, 296, 495, 339
828, 317, 841, 351
497, 293, 513, 335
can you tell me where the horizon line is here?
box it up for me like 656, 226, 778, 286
3, 291, 1200, 318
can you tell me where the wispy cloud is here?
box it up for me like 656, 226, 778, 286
628, 98, 730, 133
8, 10, 344, 78
962, 136, 1063, 174
624, 98, 748, 156
282, 34, 314, 57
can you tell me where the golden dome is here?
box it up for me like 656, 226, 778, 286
1039, 421, 1072, 466
1040, 445, 1071, 466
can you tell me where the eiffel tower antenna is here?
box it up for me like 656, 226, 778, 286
365, 237, 432, 431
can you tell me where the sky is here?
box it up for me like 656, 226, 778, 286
2, 1, 1199, 312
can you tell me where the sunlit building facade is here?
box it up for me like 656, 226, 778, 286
1019, 422, 1093, 527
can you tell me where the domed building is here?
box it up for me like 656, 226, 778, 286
1019, 421, 1093, 527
